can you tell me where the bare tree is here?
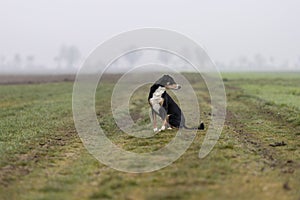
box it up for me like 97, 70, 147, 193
25, 55, 35, 69
124, 46, 143, 65
253, 54, 266, 69
66, 45, 81, 68
54, 45, 81, 70
13, 53, 22, 69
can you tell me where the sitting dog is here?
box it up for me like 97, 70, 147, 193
148, 75, 205, 132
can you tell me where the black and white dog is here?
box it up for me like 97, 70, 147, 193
148, 75, 205, 132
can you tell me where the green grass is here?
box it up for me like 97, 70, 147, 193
222, 72, 300, 109
0, 73, 300, 200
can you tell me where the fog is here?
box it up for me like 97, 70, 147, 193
1, 0, 300, 73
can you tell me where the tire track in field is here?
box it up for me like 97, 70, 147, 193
225, 110, 281, 167
223, 85, 300, 195
201, 87, 281, 167
201, 83, 300, 178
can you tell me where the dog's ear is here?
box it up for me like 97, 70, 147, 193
156, 75, 166, 85
156, 74, 174, 86
155, 76, 163, 85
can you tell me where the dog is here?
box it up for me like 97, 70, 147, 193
148, 75, 205, 132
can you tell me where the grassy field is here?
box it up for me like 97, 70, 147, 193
0, 73, 299, 200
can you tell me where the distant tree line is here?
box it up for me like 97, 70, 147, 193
0, 46, 299, 73
0, 45, 81, 74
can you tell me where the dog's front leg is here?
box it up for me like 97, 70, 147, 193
152, 109, 158, 132
159, 116, 168, 131
158, 107, 168, 131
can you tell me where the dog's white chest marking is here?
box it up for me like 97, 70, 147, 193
150, 86, 165, 113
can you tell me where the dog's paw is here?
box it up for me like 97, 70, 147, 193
159, 125, 166, 132
153, 127, 158, 132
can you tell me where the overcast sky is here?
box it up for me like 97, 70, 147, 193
1, 0, 300, 71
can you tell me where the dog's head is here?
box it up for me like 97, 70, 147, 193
155, 75, 181, 90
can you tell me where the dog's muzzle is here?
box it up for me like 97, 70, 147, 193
166, 84, 181, 90
174, 84, 181, 90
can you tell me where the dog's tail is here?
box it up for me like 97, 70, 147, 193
183, 121, 205, 130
